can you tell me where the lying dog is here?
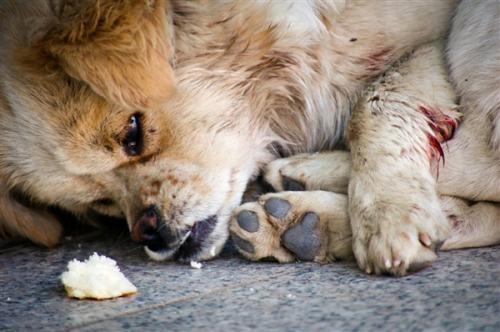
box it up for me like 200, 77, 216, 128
1, 1, 498, 276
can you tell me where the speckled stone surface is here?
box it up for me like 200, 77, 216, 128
0, 233, 499, 331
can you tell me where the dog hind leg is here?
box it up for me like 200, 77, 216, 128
0, 186, 62, 247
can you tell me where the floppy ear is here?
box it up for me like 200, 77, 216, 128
0, 185, 62, 248
43, 0, 175, 110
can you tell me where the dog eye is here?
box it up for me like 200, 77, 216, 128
123, 113, 143, 156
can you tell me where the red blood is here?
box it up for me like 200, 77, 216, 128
419, 105, 459, 175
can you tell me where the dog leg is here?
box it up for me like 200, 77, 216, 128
256, 149, 498, 261
230, 191, 352, 263
348, 42, 461, 276
439, 196, 500, 250
264, 151, 351, 194
0, 187, 62, 247
231, 191, 499, 265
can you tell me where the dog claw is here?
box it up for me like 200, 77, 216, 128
419, 232, 432, 247
282, 176, 305, 191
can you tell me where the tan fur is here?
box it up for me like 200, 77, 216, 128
2, 0, 497, 271
0, 0, 175, 245
43, 0, 176, 109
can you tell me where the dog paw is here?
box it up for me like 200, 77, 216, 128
350, 180, 449, 276
230, 191, 351, 263
263, 152, 351, 193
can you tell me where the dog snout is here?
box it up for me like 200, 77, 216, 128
132, 205, 188, 252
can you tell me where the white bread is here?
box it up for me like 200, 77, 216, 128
61, 253, 137, 300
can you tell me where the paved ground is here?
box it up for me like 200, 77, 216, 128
1, 230, 499, 331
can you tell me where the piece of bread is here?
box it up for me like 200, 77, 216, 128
61, 253, 137, 300
190, 260, 203, 269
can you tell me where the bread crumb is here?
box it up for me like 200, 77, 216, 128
60, 253, 137, 300
190, 260, 203, 269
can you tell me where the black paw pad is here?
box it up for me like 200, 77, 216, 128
237, 210, 259, 233
230, 232, 255, 254
282, 176, 305, 191
282, 212, 320, 261
264, 198, 291, 219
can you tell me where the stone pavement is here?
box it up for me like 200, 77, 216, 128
1, 231, 499, 331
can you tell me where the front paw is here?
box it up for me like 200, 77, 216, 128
349, 179, 450, 276
230, 191, 351, 263
263, 152, 351, 193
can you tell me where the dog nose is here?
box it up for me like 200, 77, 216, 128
131, 205, 188, 252
132, 206, 164, 249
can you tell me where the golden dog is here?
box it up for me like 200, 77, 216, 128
1, 0, 498, 275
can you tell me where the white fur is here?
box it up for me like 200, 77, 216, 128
447, 0, 500, 153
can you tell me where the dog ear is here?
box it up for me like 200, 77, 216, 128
0, 186, 62, 248
43, 0, 175, 110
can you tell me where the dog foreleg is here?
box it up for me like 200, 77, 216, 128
263, 151, 351, 194
258, 148, 499, 258
348, 42, 460, 276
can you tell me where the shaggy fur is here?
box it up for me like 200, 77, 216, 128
1, 0, 498, 275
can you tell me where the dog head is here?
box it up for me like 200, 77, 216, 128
1, 0, 277, 261
0, 0, 176, 245
104, 74, 273, 260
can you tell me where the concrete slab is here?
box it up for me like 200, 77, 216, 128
0, 233, 498, 331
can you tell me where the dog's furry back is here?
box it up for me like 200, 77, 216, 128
171, 0, 456, 154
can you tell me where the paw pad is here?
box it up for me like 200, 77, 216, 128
264, 198, 291, 219
236, 210, 259, 233
230, 232, 255, 254
282, 212, 321, 261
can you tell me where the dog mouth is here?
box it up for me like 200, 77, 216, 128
144, 215, 218, 261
